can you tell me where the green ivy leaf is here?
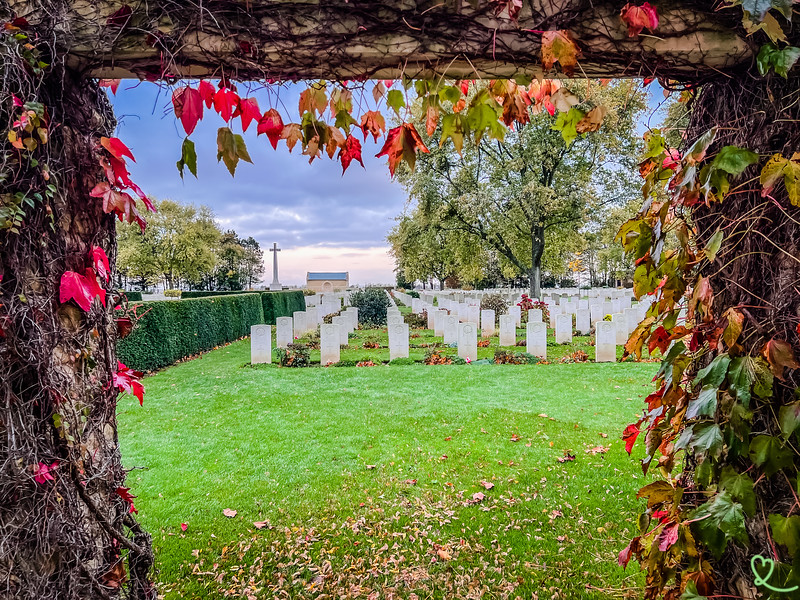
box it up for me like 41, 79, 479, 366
552, 107, 586, 146
737, 0, 791, 21
704, 230, 724, 262
712, 145, 759, 175
769, 514, 800, 556
757, 43, 800, 78
440, 113, 465, 155
690, 492, 748, 559
176, 137, 197, 179
719, 466, 756, 516
676, 423, 724, 459
687, 386, 719, 419
386, 89, 406, 114
727, 357, 754, 407
680, 581, 708, 600
749, 434, 793, 476
696, 354, 730, 388
438, 85, 462, 104
778, 401, 800, 439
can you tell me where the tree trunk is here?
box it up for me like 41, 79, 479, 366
680, 73, 800, 597
529, 226, 545, 298
0, 65, 153, 599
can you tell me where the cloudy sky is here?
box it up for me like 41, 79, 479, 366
112, 82, 406, 287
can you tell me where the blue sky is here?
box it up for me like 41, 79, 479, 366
111, 81, 666, 286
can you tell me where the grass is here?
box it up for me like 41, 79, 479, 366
119, 330, 659, 599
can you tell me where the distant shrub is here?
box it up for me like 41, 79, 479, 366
405, 311, 428, 329
480, 293, 509, 316
518, 294, 549, 323
163, 289, 182, 298
323, 310, 341, 324
120, 290, 142, 302
275, 343, 310, 367
494, 349, 540, 364
349, 287, 390, 327
451, 356, 467, 365
409, 290, 420, 299
362, 334, 381, 349
389, 357, 416, 366
302, 289, 316, 296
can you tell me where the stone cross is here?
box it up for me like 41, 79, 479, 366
269, 242, 282, 291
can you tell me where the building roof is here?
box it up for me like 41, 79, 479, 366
307, 272, 348, 281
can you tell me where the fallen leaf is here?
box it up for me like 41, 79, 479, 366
557, 452, 576, 463
180, 523, 188, 531
253, 521, 269, 529
366, 464, 376, 470
436, 548, 452, 560
472, 492, 486, 502
586, 445, 609, 455
480, 481, 495, 490
222, 508, 237, 518
510, 433, 521, 442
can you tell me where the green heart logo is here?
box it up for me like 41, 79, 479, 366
751, 554, 774, 586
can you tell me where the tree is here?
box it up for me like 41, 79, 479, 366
397, 80, 645, 297
117, 199, 221, 290
239, 236, 265, 289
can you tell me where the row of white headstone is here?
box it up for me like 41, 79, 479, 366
251, 306, 359, 365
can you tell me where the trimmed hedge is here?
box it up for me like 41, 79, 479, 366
181, 290, 252, 299
261, 290, 305, 324
121, 291, 142, 302
117, 294, 264, 372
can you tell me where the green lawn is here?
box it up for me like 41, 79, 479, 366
119, 334, 658, 599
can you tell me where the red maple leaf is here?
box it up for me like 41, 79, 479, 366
100, 136, 135, 162
98, 79, 121, 94
620, 2, 659, 37
114, 361, 145, 405
172, 87, 204, 136
339, 135, 364, 173
257, 108, 284, 150
375, 123, 430, 177
657, 521, 679, 551
90, 182, 146, 230
59, 269, 106, 312
647, 326, 671, 355
622, 422, 641, 454
541, 30, 581, 76
115, 486, 138, 514
91, 246, 110, 283
213, 88, 240, 122
236, 97, 261, 132
360, 111, 386, 142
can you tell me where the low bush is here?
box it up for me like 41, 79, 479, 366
356, 360, 378, 367
408, 290, 420, 299
518, 294, 550, 324
494, 349, 540, 365
121, 290, 143, 302
302, 289, 316, 296
163, 289, 182, 298
275, 343, 311, 367
388, 357, 416, 366
560, 350, 589, 363
349, 287, 390, 327
478, 339, 491, 347
117, 294, 264, 372
181, 290, 251, 299
323, 310, 341, 324
423, 350, 452, 365
480, 293, 509, 316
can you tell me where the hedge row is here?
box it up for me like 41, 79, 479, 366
181, 290, 255, 299
261, 290, 305, 324
121, 291, 142, 302
117, 293, 264, 372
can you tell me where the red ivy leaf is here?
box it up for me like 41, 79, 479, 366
198, 80, 215, 108
115, 486, 138, 514
491, 0, 522, 20
257, 108, 284, 150
90, 183, 146, 230
172, 87, 204, 136
339, 135, 364, 174
116, 316, 134, 339
33, 461, 58, 484
91, 246, 110, 283
237, 97, 261, 132
360, 111, 386, 142
375, 123, 430, 177
99, 79, 121, 94
59, 269, 106, 312
100, 137, 135, 163
620, 2, 659, 37
622, 423, 641, 454
106, 4, 132, 28
114, 361, 145, 405
541, 30, 581, 76
618, 536, 641, 569
648, 326, 671, 355
658, 521, 679, 551
213, 88, 240, 122
761, 338, 800, 381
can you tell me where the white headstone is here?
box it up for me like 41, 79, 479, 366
549, 303, 562, 328
467, 305, 480, 325
250, 324, 271, 364
590, 302, 603, 324
346, 307, 358, 330
499, 314, 516, 346
320, 323, 341, 365
444, 315, 459, 344
595, 321, 616, 362
389, 323, 410, 360
388, 314, 404, 327
624, 307, 640, 336
481, 309, 496, 338
306, 306, 320, 327
412, 298, 422, 314
576, 308, 591, 335
276, 316, 293, 348
332, 316, 349, 345
458, 322, 478, 361
433, 309, 446, 337
528, 308, 543, 323
293, 311, 306, 338
612, 313, 627, 345
555, 313, 572, 344
526, 321, 547, 359
509, 305, 522, 327
426, 307, 436, 329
